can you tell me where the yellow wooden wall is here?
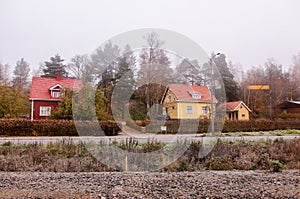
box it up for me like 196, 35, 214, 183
177, 102, 211, 119
237, 103, 250, 120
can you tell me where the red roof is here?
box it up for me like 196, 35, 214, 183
221, 101, 252, 112
30, 76, 82, 100
226, 101, 242, 111
166, 84, 216, 103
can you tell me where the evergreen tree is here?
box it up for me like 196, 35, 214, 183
213, 53, 239, 102
97, 44, 136, 117
91, 41, 121, 81
175, 58, 204, 85
112, 54, 136, 119
42, 54, 67, 78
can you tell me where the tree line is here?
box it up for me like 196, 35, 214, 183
0, 31, 300, 119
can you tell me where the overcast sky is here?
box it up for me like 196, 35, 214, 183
1, 0, 300, 76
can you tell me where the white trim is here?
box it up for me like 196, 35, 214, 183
31, 100, 34, 121
160, 86, 169, 104
49, 84, 62, 90
39, 106, 51, 116
51, 91, 61, 98
233, 101, 252, 112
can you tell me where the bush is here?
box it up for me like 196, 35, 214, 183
0, 119, 120, 136
269, 160, 286, 172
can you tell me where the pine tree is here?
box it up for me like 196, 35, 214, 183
175, 58, 204, 85
213, 53, 239, 102
42, 54, 67, 78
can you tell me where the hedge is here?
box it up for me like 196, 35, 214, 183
130, 118, 300, 134
0, 119, 120, 136
1, 118, 300, 136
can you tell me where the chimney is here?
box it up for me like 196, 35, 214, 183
56, 74, 61, 81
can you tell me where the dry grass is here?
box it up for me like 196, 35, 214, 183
0, 138, 299, 172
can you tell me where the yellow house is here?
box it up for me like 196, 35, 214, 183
224, 101, 251, 121
161, 84, 216, 119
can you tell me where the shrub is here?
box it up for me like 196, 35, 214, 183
269, 160, 286, 172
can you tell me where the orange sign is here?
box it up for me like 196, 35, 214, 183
248, 85, 269, 90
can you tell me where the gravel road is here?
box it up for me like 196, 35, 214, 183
0, 170, 298, 198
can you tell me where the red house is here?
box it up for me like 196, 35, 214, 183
29, 74, 82, 120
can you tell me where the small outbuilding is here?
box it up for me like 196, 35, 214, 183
277, 100, 300, 114
223, 101, 252, 121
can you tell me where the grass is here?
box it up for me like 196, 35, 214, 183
0, 138, 299, 172
220, 129, 300, 137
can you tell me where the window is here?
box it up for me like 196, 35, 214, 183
240, 105, 243, 109
172, 106, 175, 110
51, 91, 61, 98
192, 94, 201, 99
40, 106, 51, 116
168, 96, 171, 102
186, 106, 193, 114
202, 106, 209, 114
242, 113, 246, 118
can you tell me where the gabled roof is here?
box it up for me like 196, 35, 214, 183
49, 84, 62, 90
225, 101, 252, 112
163, 83, 217, 103
30, 76, 82, 100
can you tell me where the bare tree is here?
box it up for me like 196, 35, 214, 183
67, 54, 93, 82
12, 58, 31, 89
137, 32, 172, 116
0, 63, 10, 82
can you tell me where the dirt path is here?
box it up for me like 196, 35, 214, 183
0, 170, 299, 198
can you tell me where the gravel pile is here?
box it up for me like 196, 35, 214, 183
0, 170, 298, 198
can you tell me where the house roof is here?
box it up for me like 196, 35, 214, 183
164, 84, 217, 103
29, 76, 82, 100
277, 100, 300, 108
224, 101, 252, 112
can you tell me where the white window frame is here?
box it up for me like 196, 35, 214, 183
51, 91, 61, 98
242, 113, 246, 118
40, 106, 51, 116
202, 106, 209, 114
186, 106, 193, 114
192, 94, 201, 99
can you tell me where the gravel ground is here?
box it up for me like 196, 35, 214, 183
0, 170, 299, 198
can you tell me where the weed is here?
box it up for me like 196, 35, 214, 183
1, 141, 13, 147
269, 160, 286, 172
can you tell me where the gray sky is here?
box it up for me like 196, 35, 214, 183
1, 0, 300, 76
